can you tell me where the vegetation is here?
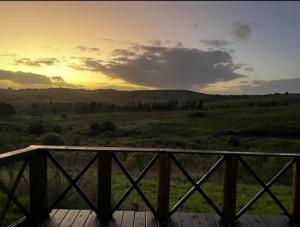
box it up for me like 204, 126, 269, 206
0, 90, 300, 224
0, 102, 16, 118
40, 132, 65, 145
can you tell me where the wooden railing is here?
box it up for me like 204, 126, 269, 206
0, 145, 300, 226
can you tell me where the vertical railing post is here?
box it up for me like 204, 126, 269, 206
29, 149, 48, 225
157, 152, 171, 220
222, 154, 238, 223
98, 152, 112, 221
292, 157, 300, 224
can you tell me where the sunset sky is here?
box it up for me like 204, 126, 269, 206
1, 1, 300, 94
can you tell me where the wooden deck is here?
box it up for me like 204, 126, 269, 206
39, 209, 295, 227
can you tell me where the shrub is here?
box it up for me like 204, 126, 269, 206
0, 103, 16, 118
29, 122, 45, 136
228, 135, 240, 146
88, 121, 116, 136
40, 132, 65, 145
188, 112, 206, 118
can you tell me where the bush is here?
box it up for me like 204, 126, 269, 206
0, 103, 16, 118
40, 132, 65, 145
188, 112, 206, 118
228, 135, 240, 146
29, 122, 45, 136
88, 121, 116, 136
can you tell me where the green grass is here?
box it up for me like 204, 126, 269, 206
0, 104, 300, 224
0, 173, 292, 225
1, 104, 300, 152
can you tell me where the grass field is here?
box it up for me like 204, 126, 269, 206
0, 103, 300, 224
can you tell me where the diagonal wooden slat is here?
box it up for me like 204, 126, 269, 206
112, 153, 158, 217
169, 154, 222, 217
111, 153, 159, 214
170, 156, 224, 216
236, 158, 294, 219
47, 152, 97, 212
0, 179, 29, 218
0, 160, 28, 226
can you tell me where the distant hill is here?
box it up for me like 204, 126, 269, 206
0, 88, 299, 105
0, 88, 210, 104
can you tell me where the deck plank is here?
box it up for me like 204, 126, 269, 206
110, 211, 124, 227
59, 209, 80, 227
43, 209, 69, 227
169, 213, 182, 227
37, 209, 294, 227
200, 213, 219, 227
243, 215, 267, 227
179, 212, 194, 227
145, 211, 157, 227
134, 212, 145, 227
72, 210, 91, 227
190, 213, 206, 227
121, 211, 135, 227
83, 212, 98, 227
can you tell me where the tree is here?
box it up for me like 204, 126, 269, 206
0, 103, 16, 118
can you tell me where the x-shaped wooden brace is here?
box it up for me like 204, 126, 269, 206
0, 160, 29, 226
169, 154, 224, 217
112, 153, 158, 217
235, 157, 294, 219
47, 152, 97, 212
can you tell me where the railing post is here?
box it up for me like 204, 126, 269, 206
157, 153, 171, 220
222, 154, 238, 223
292, 157, 300, 224
98, 152, 112, 221
29, 150, 48, 225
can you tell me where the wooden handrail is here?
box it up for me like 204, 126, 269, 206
1, 145, 300, 164
1, 145, 300, 225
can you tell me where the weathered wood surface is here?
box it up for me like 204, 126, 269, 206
38, 210, 292, 227
2, 144, 300, 158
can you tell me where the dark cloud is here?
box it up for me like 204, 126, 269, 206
0, 69, 79, 88
69, 57, 105, 72
72, 43, 246, 89
51, 76, 65, 82
110, 49, 136, 58
76, 45, 100, 53
232, 22, 252, 40
200, 39, 232, 49
244, 67, 254, 72
15, 58, 59, 67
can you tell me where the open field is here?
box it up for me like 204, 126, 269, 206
0, 96, 300, 225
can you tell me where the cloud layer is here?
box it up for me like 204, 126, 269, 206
76, 46, 100, 53
236, 78, 300, 94
72, 44, 247, 90
0, 69, 78, 88
232, 22, 252, 40
15, 58, 59, 67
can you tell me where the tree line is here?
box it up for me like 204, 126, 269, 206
1, 100, 204, 116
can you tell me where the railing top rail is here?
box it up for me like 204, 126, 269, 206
0, 146, 37, 164
0, 145, 299, 165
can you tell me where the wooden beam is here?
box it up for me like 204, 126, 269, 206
157, 153, 171, 220
222, 155, 238, 223
97, 152, 112, 221
29, 150, 48, 225
292, 157, 300, 223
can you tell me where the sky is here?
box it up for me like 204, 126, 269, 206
0, 1, 300, 94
